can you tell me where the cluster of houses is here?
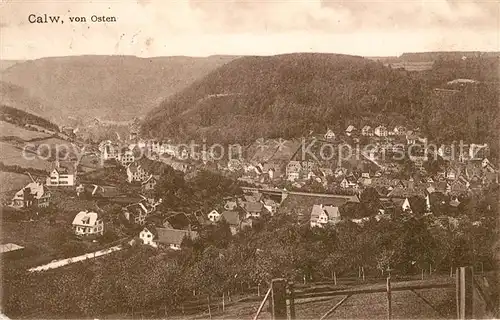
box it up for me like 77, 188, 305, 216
8, 160, 79, 210
99, 139, 212, 169
324, 124, 414, 140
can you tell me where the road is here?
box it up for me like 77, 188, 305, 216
28, 244, 123, 272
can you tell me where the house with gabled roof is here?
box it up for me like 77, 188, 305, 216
449, 178, 469, 196
406, 132, 418, 145
319, 167, 334, 177
345, 125, 357, 136
481, 158, 496, 172
46, 160, 77, 186
224, 198, 239, 211
324, 129, 335, 140
374, 125, 388, 137
467, 143, 488, 160
141, 174, 159, 191
261, 198, 279, 215
310, 204, 341, 228
393, 126, 407, 135
221, 209, 251, 235
72, 210, 104, 236
157, 227, 198, 250
127, 162, 148, 183
334, 166, 348, 178
361, 125, 373, 136
118, 148, 135, 166
207, 209, 221, 222
242, 201, 264, 219
139, 226, 198, 250
139, 227, 158, 247
286, 161, 302, 181
401, 198, 412, 212
123, 201, 156, 225
10, 181, 51, 209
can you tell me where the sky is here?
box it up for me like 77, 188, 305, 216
0, 0, 499, 60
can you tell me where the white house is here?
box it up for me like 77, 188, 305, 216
118, 149, 135, 166
345, 125, 357, 136
393, 126, 407, 135
207, 209, 221, 222
286, 161, 302, 181
401, 198, 412, 212
139, 227, 158, 247
46, 161, 76, 186
72, 210, 104, 236
374, 126, 388, 137
324, 129, 335, 140
310, 204, 341, 228
361, 126, 373, 136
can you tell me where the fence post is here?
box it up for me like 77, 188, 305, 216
271, 278, 287, 320
456, 267, 473, 319
289, 281, 296, 320
334, 271, 337, 286
386, 276, 392, 320
222, 292, 225, 312
207, 296, 212, 320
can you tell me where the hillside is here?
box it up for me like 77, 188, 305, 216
0, 81, 52, 120
0, 105, 59, 133
143, 53, 498, 146
0, 60, 24, 71
1, 55, 237, 124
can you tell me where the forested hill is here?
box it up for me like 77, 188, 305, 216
142, 53, 498, 147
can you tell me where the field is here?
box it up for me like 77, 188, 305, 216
0, 121, 50, 140
50, 188, 101, 223
168, 278, 456, 320
0, 219, 62, 253
0, 171, 31, 193
0, 141, 51, 171
385, 61, 434, 71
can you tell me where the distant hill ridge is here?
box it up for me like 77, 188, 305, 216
0, 55, 238, 125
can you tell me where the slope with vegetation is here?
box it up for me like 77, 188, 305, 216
0, 81, 52, 121
143, 53, 499, 150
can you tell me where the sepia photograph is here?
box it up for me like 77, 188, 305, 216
0, 0, 499, 319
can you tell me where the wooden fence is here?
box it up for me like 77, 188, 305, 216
253, 266, 497, 320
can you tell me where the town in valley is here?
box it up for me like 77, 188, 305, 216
1, 3, 499, 317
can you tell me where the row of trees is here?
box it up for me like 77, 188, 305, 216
2, 165, 497, 318
3, 208, 496, 318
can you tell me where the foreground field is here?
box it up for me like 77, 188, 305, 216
197, 279, 456, 320
0, 142, 51, 171
0, 219, 62, 255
